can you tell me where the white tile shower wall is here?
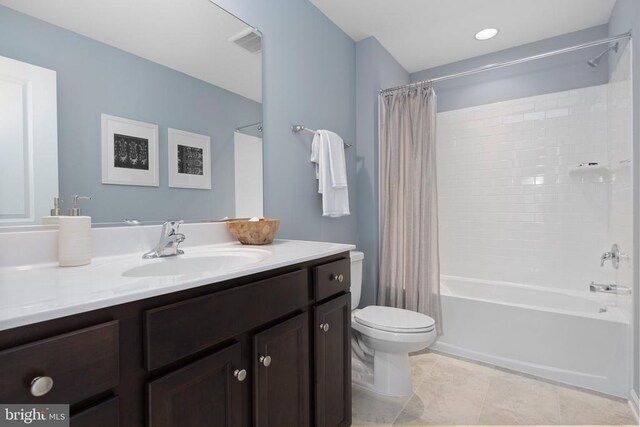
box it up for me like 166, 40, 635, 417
608, 42, 633, 319
437, 85, 613, 292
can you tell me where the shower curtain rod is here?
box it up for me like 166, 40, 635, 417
379, 31, 632, 94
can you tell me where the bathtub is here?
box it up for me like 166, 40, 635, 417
433, 276, 630, 397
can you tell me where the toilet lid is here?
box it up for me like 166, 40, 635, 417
354, 306, 435, 333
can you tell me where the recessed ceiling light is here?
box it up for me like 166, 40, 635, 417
475, 28, 499, 41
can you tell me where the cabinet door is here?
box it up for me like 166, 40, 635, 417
71, 397, 119, 427
148, 342, 245, 427
314, 293, 351, 427
254, 312, 310, 427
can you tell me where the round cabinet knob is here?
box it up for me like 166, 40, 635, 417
330, 273, 344, 283
233, 369, 247, 382
320, 323, 330, 332
259, 355, 272, 367
30, 376, 54, 397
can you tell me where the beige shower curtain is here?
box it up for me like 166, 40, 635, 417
378, 85, 442, 333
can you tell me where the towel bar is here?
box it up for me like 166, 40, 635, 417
291, 125, 352, 148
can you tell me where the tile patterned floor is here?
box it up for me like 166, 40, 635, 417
352, 351, 638, 426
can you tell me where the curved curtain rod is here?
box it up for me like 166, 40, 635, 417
380, 31, 632, 95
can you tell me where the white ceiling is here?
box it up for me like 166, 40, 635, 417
310, 0, 617, 73
0, 0, 262, 102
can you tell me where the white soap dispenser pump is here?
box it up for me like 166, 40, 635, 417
58, 195, 92, 267
41, 197, 63, 225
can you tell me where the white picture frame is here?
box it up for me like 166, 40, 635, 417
101, 114, 159, 187
168, 128, 211, 190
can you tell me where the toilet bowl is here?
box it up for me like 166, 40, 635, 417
349, 251, 437, 396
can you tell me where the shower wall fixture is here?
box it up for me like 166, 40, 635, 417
588, 42, 619, 68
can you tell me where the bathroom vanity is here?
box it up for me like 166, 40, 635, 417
0, 0, 354, 425
0, 229, 354, 427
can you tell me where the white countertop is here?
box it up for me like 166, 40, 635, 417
0, 239, 355, 331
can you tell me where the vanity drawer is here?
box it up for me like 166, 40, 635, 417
0, 321, 119, 404
71, 397, 119, 427
314, 258, 351, 301
145, 270, 309, 370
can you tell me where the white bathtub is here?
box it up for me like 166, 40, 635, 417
433, 276, 630, 397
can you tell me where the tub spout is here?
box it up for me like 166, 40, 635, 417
589, 282, 631, 295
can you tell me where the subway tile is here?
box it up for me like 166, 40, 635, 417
545, 108, 569, 118
436, 82, 628, 292
535, 99, 558, 111
523, 111, 545, 121
513, 102, 535, 113
503, 114, 523, 124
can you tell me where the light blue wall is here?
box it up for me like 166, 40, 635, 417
609, 0, 640, 399
411, 26, 610, 112
212, 0, 358, 245
355, 37, 409, 307
0, 5, 262, 223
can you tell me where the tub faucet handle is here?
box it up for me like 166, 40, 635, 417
600, 244, 620, 269
600, 252, 613, 267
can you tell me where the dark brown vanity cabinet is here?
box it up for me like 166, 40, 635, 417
70, 397, 120, 427
0, 252, 352, 427
253, 312, 310, 427
314, 293, 352, 427
0, 321, 119, 405
148, 343, 244, 427
147, 311, 314, 427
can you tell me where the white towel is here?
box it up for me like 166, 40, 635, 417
310, 130, 350, 217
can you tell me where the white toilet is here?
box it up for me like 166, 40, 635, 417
349, 250, 437, 396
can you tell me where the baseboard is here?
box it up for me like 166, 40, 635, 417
630, 389, 639, 423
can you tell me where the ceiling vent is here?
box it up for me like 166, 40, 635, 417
229, 27, 262, 53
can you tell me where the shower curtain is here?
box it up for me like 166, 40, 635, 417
378, 85, 442, 333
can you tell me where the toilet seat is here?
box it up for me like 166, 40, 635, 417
354, 306, 435, 333
352, 317, 435, 345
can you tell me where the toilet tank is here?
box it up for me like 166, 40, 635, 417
349, 251, 364, 309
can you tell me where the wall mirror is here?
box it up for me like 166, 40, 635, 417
0, 0, 262, 227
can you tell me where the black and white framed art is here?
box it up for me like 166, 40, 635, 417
168, 128, 211, 190
101, 114, 159, 186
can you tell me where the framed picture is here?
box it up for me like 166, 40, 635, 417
168, 128, 211, 189
101, 114, 159, 186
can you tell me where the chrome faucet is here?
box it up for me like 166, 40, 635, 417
143, 220, 186, 259
589, 282, 632, 295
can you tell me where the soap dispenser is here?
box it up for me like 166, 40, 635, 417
41, 197, 63, 225
58, 195, 92, 267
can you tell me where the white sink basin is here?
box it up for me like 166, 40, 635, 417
122, 248, 270, 278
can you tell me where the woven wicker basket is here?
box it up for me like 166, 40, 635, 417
226, 218, 280, 245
